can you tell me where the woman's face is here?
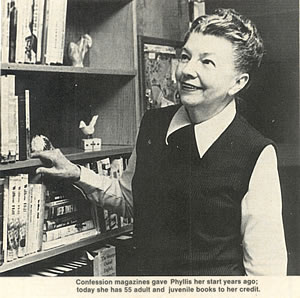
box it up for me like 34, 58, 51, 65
176, 32, 242, 120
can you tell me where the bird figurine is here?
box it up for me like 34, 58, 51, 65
79, 115, 99, 138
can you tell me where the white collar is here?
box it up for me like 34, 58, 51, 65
166, 100, 237, 158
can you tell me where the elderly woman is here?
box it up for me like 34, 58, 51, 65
34, 8, 287, 276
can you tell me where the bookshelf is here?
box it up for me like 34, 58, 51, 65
2, 63, 137, 76
0, 224, 132, 273
0, 0, 138, 274
0, 145, 133, 171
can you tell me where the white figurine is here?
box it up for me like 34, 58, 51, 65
68, 34, 93, 67
79, 115, 99, 138
79, 115, 101, 151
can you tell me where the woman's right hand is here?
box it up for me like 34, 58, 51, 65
31, 149, 81, 182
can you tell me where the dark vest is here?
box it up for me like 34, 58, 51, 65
132, 105, 273, 276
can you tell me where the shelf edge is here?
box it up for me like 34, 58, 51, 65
0, 225, 133, 273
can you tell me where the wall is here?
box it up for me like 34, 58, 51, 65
136, 0, 189, 41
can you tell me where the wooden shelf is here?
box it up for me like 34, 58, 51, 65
0, 145, 133, 171
0, 225, 132, 273
70, 0, 132, 3
1, 63, 136, 76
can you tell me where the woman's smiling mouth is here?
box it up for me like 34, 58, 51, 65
181, 82, 203, 91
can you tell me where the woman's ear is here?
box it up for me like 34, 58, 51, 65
228, 73, 250, 96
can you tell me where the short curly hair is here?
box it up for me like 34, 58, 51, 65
185, 8, 264, 74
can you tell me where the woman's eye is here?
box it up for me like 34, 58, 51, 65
180, 54, 189, 62
203, 59, 216, 67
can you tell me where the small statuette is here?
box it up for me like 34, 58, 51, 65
68, 34, 92, 67
79, 115, 101, 151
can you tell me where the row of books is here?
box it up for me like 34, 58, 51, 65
0, 74, 31, 163
84, 156, 133, 235
0, 175, 45, 264
0, 155, 133, 264
1, 0, 68, 65
85, 157, 126, 179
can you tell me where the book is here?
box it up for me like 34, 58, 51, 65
44, 0, 57, 64
15, 0, 26, 63
44, 213, 82, 231
1, 0, 10, 63
25, 183, 46, 254
58, 0, 68, 64
45, 197, 71, 208
44, 200, 78, 219
43, 219, 95, 242
109, 212, 119, 230
7, 175, 21, 261
18, 89, 31, 160
0, 76, 9, 163
42, 228, 97, 250
0, 178, 5, 265
35, 183, 46, 252
17, 174, 29, 258
7, 75, 17, 162
111, 157, 124, 178
8, 0, 17, 63
24, 0, 36, 64
2, 177, 10, 263
15, 175, 22, 257
41, 0, 50, 64
35, 0, 46, 63
92, 245, 116, 276
26, 183, 34, 254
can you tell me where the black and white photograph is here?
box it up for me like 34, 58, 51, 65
0, 0, 299, 297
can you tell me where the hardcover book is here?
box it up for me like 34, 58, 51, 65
92, 245, 116, 276
0, 178, 5, 264
18, 174, 29, 257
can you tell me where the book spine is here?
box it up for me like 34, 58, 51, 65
93, 245, 116, 276
15, 95, 19, 161
0, 178, 5, 265
44, 216, 79, 231
0, 76, 10, 163
1, 0, 10, 63
45, 197, 71, 208
36, 184, 46, 252
36, 0, 45, 63
8, 0, 17, 62
45, 202, 78, 219
2, 177, 9, 263
25, 90, 31, 159
24, 0, 36, 63
59, 0, 68, 64
104, 209, 110, 232
15, 175, 22, 257
7, 175, 20, 261
7, 75, 17, 162
41, 0, 49, 64
15, 0, 25, 63
26, 184, 34, 254
109, 212, 119, 230
44, 0, 54, 64
111, 157, 124, 178
31, 183, 38, 254
42, 228, 97, 251
18, 174, 28, 257
43, 219, 95, 242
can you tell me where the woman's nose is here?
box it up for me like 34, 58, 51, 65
181, 59, 198, 78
